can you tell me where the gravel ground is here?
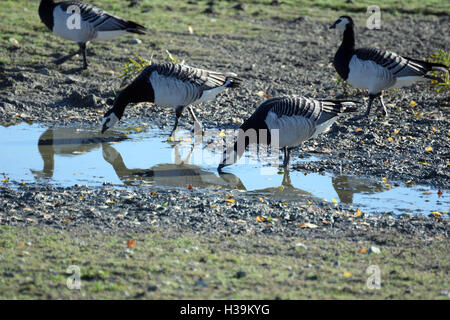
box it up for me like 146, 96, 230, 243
0, 15, 449, 238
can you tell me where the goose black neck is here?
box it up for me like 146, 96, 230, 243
111, 80, 155, 119
333, 24, 356, 80
39, 0, 56, 31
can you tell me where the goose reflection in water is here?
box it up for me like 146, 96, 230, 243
101, 142, 245, 189
332, 175, 389, 204
32, 127, 127, 179
248, 169, 315, 201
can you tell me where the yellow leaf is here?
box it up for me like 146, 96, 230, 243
256, 216, 265, 222
331, 198, 338, 204
394, 129, 400, 135
385, 183, 390, 188
1, 178, 9, 183
359, 248, 368, 254
281, 201, 288, 206
278, 186, 285, 191
425, 146, 433, 152
307, 200, 313, 205
355, 208, 363, 217
219, 131, 226, 137
343, 272, 352, 277
211, 204, 217, 208
106, 200, 114, 204
225, 199, 235, 204
387, 137, 394, 141
431, 211, 441, 216
355, 127, 363, 132
382, 177, 387, 182
432, 127, 436, 132
259, 197, 264, 202
188, 25, 194, 34
299, 222, 318, 229
409, 100, 417, 107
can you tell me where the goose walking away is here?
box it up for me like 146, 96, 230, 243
101, 62, 242, 136
38, 0, 146, 69
218, 95, 358, 170
330, 16, 448, 118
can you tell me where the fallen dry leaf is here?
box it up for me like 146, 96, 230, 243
128, 239, 135, 249
299, 222, 318, 229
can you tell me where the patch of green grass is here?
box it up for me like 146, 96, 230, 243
1, 0, 448, 68
0, 225, 448, 299
428, 50, 450, 93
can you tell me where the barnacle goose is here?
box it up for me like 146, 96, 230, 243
38, 0, 146, 69
330, 16, 448, 118
101, 62, 242, 136
218, 95, 358, 170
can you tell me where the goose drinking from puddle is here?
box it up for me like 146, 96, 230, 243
330, 16, 448, 118
38, 0, 146, 69
101, 62, 242, 137
218, 95, 358, 170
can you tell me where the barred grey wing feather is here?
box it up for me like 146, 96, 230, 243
152, 63, 229, 90
269, 96, 322, 121
355, 48, 428, 77
60, 1, 130, 32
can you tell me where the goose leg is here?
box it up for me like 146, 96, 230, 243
282, 147, 291, 169
379, 94, 388, 117
187, 106, 202, 131
170, 106, 185, 138
79, 43, 88, 69
352, 93, 377, 120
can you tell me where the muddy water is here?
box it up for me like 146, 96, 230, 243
0, 122, 447, 216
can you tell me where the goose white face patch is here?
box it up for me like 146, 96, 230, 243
101, 112, 119, 133
335, 17, 350, 32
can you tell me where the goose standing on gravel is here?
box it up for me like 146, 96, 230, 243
101, 62, 242, 136
330, 16, 448, 118
38, 0, 146, 69
218, 95, 358, 170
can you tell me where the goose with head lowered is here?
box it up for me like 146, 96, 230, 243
218, 95, 358, 170
330, 16, 448, 119
38, 0, 146, 69
101, 62, 242, 137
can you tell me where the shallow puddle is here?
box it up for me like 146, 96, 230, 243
0, 122, 448, 216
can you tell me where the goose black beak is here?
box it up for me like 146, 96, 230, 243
329, 23, 336, 29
